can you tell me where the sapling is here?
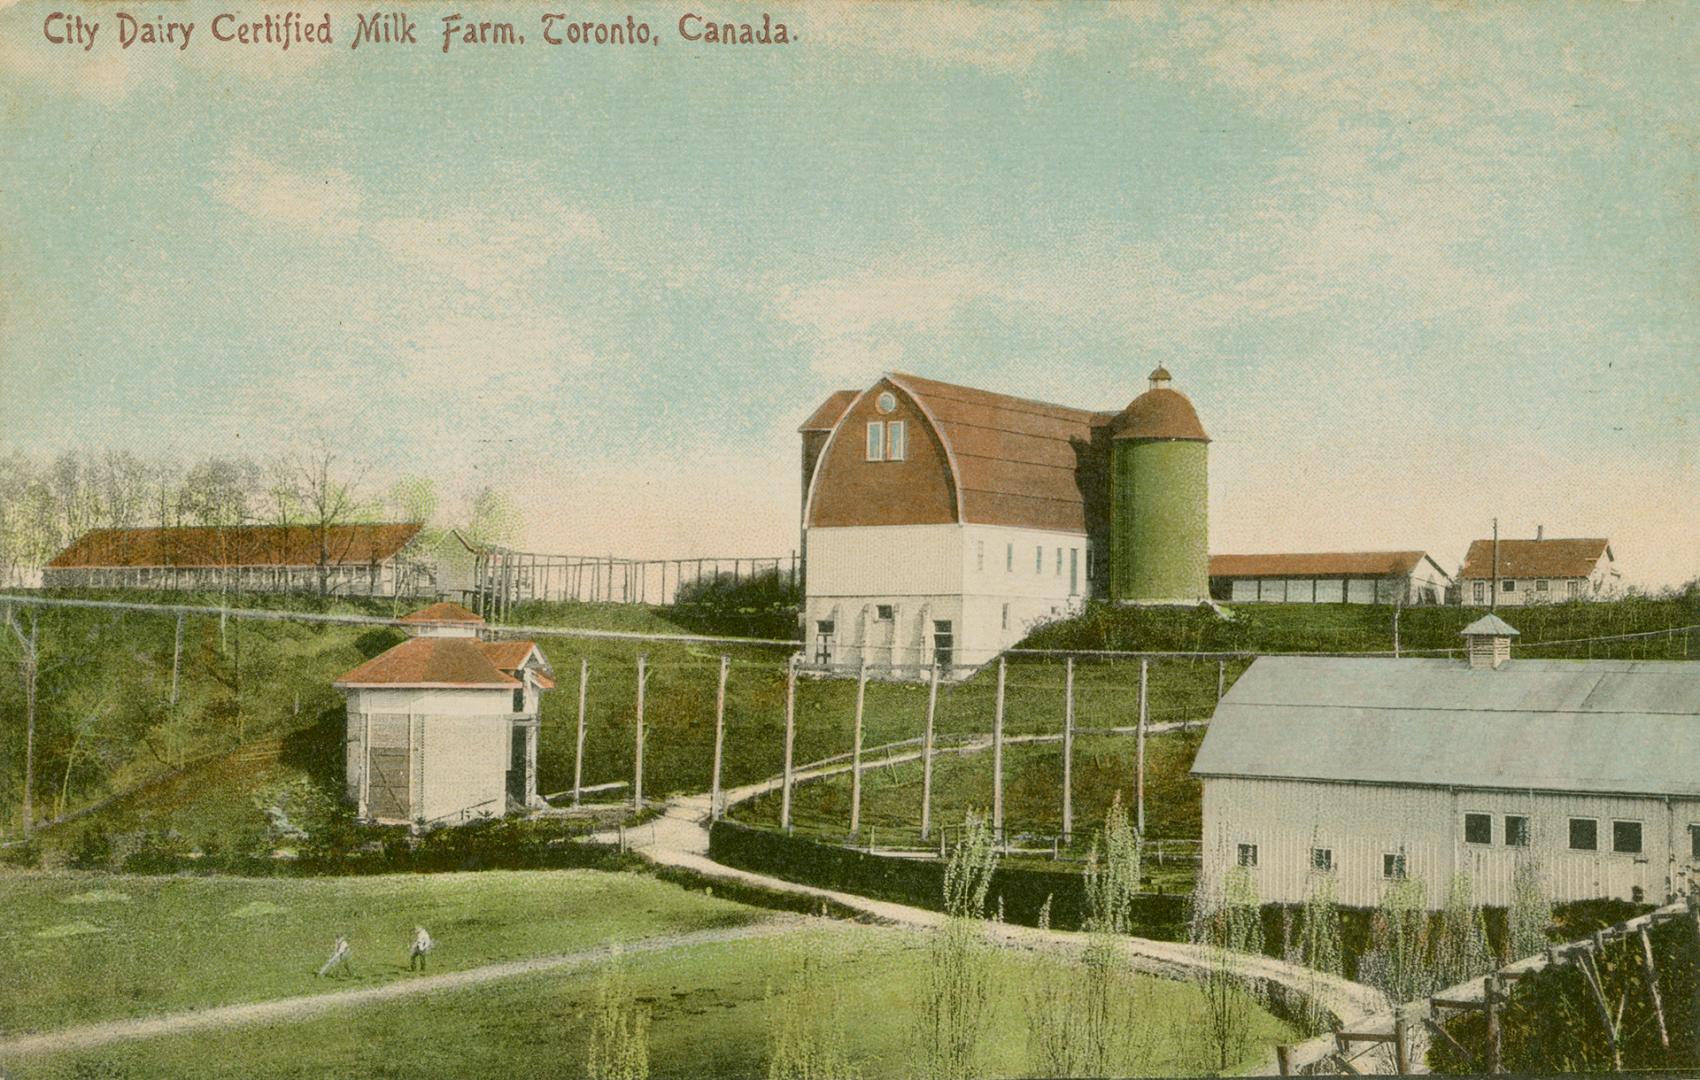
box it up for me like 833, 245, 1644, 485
913, 812, 999, 1080
585, 948, 650, 1080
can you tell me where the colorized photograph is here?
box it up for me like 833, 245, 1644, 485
1, 1, 1697, 1076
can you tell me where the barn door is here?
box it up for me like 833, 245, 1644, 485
368, 747, 412, 821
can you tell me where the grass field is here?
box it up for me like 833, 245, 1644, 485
0, 869, 763, 1036
9, 923, 1297, 1079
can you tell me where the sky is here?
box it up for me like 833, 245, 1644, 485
1, 1, 1696, 587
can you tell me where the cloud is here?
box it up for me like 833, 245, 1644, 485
208, 149, 363, 236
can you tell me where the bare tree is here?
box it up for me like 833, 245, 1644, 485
293, 440, 367, 597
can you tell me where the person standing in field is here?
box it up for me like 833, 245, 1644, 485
408, 926, 434, 971
318, 934, 353, 978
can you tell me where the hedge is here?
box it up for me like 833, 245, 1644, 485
707, 818, 1190, 937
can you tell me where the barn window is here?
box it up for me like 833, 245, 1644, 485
865, 422, 885, 461
875, 604, 894, 622
1505, 815, 1530, 847
876, 391, 897, 414
1035, 546, 1043, 573
1056, 547, 1063, 575
1000, 603, 1009, 630
1568, 818, 1598, 851
512, 688, 525, 713
1503, 579, 1516, 592
1382, 853, 1407, 880
1464, 813, 1493, 845
1567, 580, 1580, 597
887, 421, 907, 461
1612, 820, 1643, 855
976, 541, 985, 572
1689, 825, 1700, 860
1006, 544, 1014, 572
1536, 579, 1549, 592
1237, 844, 1258, 868
1311, 847, 1333, 873
1473, 581, 1485, 602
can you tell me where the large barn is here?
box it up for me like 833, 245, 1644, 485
798, 367, 1211, 678
333, 603, 555, 827
42, 523, 474, 599
1193, 617, 1700, 909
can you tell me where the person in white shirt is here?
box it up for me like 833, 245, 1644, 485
408, 926, 434, 971
318, 934, 353, 978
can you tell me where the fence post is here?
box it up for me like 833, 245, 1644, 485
780, 653, 798, 834
633, 654, 647, 809
711, 654, 729, 820
1062, 656, 1074, 846
849, 659, 867, 836
1393, 1010, 1409, 1074
1484, 972, 1502, 1074
1274, 1044, 1292, 1077
993, 656, 1006, 843
920, 663, 939, 840
1217, 658, 1225, 702
573, 657, 588, 806
170, 613, 184, 706
1136, 657, 1148, 835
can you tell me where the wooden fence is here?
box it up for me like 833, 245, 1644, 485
468, 546, 799, 618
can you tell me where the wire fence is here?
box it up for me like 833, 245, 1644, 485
0, 593, 1694, 852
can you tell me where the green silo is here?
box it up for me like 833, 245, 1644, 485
1108, 367, 1210, 602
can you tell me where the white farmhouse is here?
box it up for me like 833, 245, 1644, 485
1193, 616, 1700, 909
1459, 532, 1618, 607
333, 602, 554, 827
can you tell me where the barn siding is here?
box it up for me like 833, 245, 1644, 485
420, 715, 508, 826
1203, 776, 1697, 909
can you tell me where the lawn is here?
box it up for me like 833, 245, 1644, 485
0, 869, 764, 1036
10, 925, 1298, 1079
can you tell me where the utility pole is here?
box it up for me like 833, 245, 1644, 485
1491, 517, 1500, 611
711, 654, 728, 820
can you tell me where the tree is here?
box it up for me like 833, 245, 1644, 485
1507, 855, 1554, 963
292, 441, 367, 597
1433, 872, 1494, 989
463, 485, 522, 549
2, 606, 39, 838
1359, 875, 1432, 1007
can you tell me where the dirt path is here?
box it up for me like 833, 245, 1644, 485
596, 738, 1389, 1033
0, 919, 807, 1060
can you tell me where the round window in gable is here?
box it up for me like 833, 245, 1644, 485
876, 391, 897, 414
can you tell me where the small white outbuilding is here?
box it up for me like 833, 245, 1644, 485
1193, 617, 1700, 909
334, 602, 554, 827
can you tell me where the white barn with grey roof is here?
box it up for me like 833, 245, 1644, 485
1192, 631, 1700, 909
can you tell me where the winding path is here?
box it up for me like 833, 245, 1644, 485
0, 920, 808, 1060
601, 738, 1390, 1033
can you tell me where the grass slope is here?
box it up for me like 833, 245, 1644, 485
12, 925, 1296, 1079
0, 868, 763, 1035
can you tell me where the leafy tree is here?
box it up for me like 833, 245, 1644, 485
1507, 855, 1554, 962
1433, 871, 1494, 988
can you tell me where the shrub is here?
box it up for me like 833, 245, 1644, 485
765, 937, 860, 1080
585, 949, 650, 1080
913, 813, 998, 1080
68, 826, 114, 871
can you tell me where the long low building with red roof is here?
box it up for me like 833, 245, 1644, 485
1208, 550, 1453, 606
333, 604, 554, 826
40, 522, 473, 599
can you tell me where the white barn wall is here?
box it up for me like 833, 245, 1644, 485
1203, 776, 1697, 909
803, 523, 1086, 676
420, 715, 509, 825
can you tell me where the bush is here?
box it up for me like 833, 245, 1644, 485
670, 568, 801, 638
67, 826, 114, 871
120, 829, 191, 873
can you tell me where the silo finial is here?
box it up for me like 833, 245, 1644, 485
1148, 365, 1172, 390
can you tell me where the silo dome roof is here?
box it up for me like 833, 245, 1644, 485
1110, 387, 1210, 442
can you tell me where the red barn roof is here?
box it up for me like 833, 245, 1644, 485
47, 523, 424, 569
1210, 551, 1438, 579
1460, 538, 1611, 580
